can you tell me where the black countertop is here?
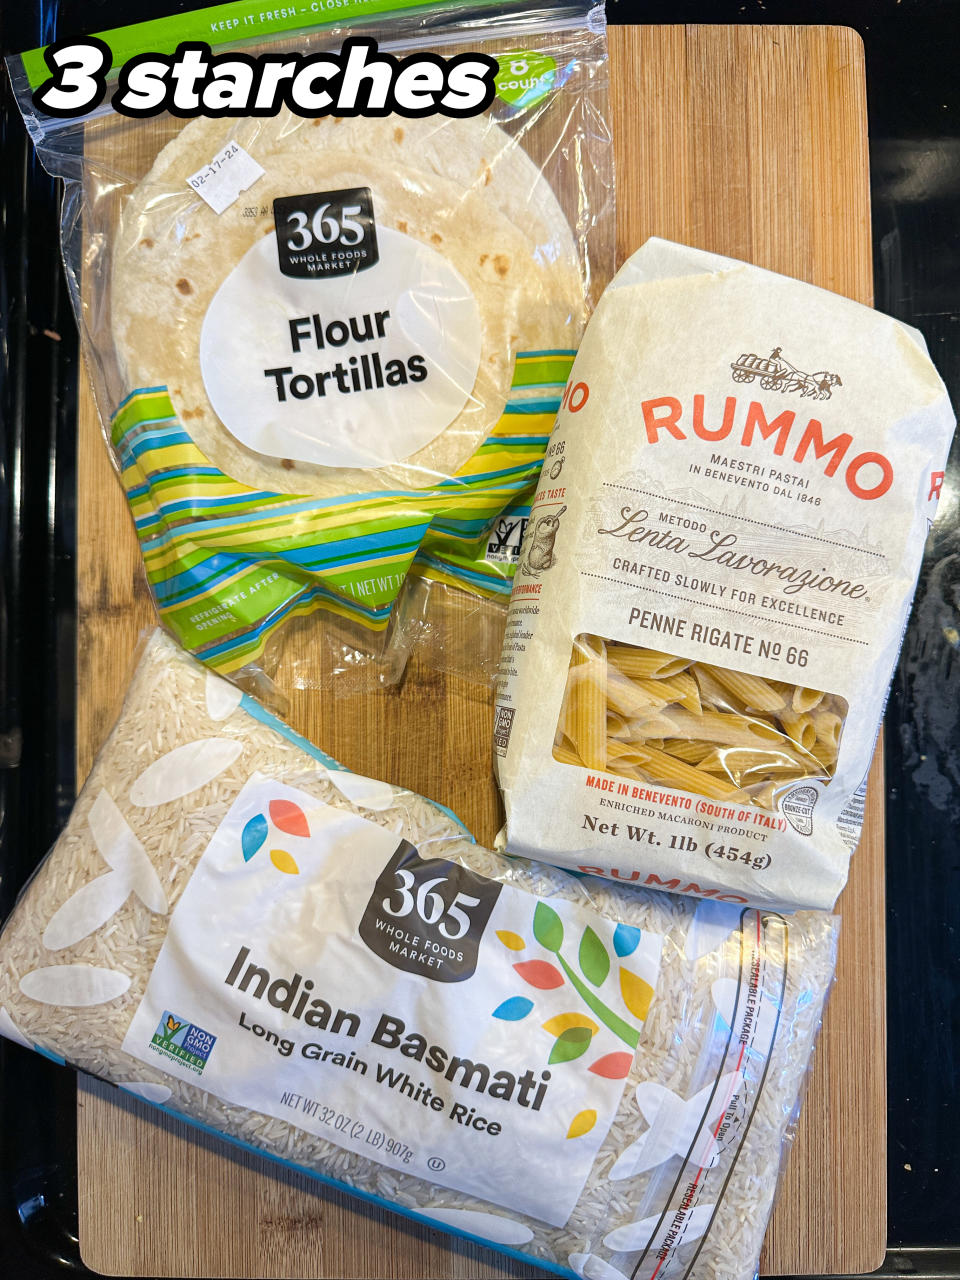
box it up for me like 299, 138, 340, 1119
2, 0, 959, 1275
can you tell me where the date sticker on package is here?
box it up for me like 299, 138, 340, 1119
187, 142, 265, 214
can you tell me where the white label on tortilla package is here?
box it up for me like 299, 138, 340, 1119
199, 189, 482, 470
187, 142, 265, 214
494, 237, 956, 912
122, 775, 662, 1227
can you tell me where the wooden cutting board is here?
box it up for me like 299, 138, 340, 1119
75, 24, 885, 1277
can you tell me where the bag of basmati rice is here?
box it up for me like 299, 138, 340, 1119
0, 630, 838, 1280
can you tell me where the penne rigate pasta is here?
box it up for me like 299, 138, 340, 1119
568, 635, 607, 770
661, 738, 714, 765
552, 738, 583, 767
777, 710, 817, 752
655, 708, 786, 747
750, 781, 779, 811
628, 743, 743, 802
792, 686, 825, 713
700, 665, 786, 713
495, 235, 953, 912
606, 645, 691, 679
605, 711, 631, 741
605, 739, 647, 765
812, 709, 843, 750
698, 747, 812, 784
605, 668, 665, 717
635, 671, 702, 714
552, 636, 848, 809
624, 711, 686, 740
693, 665, 738, 710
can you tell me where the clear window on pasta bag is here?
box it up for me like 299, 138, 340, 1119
553, 635, 848, 809
6, 0, 614, 695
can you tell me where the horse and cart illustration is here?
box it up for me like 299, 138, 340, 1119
730, 347, 842, 399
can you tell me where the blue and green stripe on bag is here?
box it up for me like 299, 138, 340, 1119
112, 351, 572, 672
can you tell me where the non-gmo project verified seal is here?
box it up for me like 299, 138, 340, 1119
149, 1011, 217, 1075
493, 704, 516, 755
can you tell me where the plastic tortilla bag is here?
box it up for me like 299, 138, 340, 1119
0, 630, 838, 1279
5, 0, 613, 677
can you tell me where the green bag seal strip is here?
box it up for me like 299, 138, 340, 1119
18, 0, 504, 91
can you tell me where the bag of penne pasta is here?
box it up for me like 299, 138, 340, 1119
494, 237, 956, 912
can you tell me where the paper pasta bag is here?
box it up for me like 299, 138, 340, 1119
495, 238, 955, 911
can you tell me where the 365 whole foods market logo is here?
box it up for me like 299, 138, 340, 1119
492, 903, 660, 1141
360, 842, 502, 984
241, 798, 311, 875
149, 1011, 216, 1075
274, 187, 378, 279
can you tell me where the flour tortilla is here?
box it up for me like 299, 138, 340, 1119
111, 112, 584, 496
273, 112, 580, 267
134, 110, 579, 273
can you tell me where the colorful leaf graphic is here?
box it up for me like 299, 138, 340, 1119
620, 967, 655, 1020
579, 926, 610, 987
533, 902, 564, 952
514, 960, 564, 990
512, 910, 643, 1051
566, 1109, 598, 1139
550, 952, 641, 1049
613, 923, 643, 957
270, 848, 300, 875
589, 1052, 633, 1079
269, 799, 310, 838
241, 814, 268, 862
549, 1026, 592, 1065
496, 930, 526, 952
543, 1012, 599, 1037
492, 997, 534, 1022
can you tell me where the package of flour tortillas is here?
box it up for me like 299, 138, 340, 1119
495, 237, 955, 912
6, 0, 613, 679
